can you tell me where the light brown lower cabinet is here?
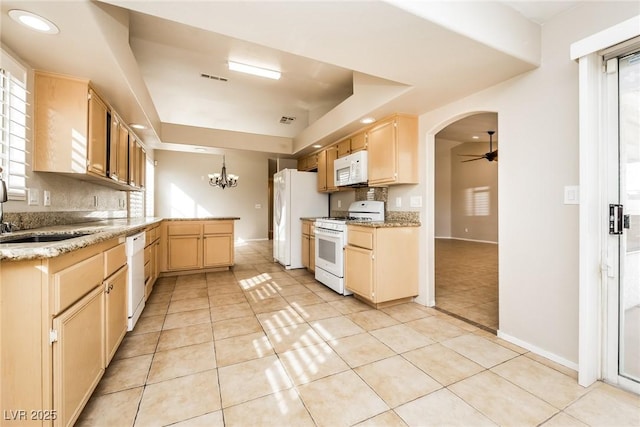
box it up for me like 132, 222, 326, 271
345, 225, 419, 307
204, 235, 233, 267
104, 265, 128, 364
301, 220, 316, 272
162, 220, 235, 272
144, 224, 160, 300
0, 237, 128, 427
53, 285, 105, 427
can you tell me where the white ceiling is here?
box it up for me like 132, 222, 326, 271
0, 1, 579, 157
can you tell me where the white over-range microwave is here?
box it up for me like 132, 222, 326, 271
334, 150, 368, 187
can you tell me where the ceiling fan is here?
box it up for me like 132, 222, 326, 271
459, 130, 498, 162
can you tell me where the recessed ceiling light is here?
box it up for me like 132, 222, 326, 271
228, 61, 281, 80
472, 135, 480, 139
8, 10, 59, 34
360, 117, 376, 124
312, 144, 322, 149
129, 123, 147, 130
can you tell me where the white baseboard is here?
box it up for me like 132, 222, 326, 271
498, 330, 579, 372
435, 236, 498, 245
236, 237, 269, 243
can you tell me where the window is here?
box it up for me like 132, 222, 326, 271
0, 49, 29, 201
145, 156, 154, 217
464, 186, 490, 216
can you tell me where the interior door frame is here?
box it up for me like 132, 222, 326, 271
572, 15, 640, 390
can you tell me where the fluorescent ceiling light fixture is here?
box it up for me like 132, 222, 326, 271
312, 144, 322, 148
8, 10, 59, 34
228, 61, 281, 80
129, 123, 147, 130
360, 117, 376, 124
194, 147, 206, 152
472, 135, 480, 139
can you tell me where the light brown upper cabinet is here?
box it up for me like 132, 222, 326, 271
138, 143, 146, 189
128, 136, 146, 189
34, 70, 145, 191
350, 131, 367, 153
34, 71, 108, 177
337, 131, 367, 159
316, 146, 338, 192
298, 153, 318, 171
108, 112, 129, 185
316, 149, 327, 191
366, 114, 418, 186
337, 138, 351, 158
87, 89, 109, 177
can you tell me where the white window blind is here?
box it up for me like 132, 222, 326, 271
0, 50, 29, 201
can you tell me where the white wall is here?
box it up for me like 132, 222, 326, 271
154, 150, 272, 241
418, 2, 640, 367
450, 142, 498, 242
434, 138, 461, 238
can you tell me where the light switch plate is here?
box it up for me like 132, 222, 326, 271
395, 197, 402, 207
28, 188, 39, 206
410, 196, 422, 208
564, 185, 579, 205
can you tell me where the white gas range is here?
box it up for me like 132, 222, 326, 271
314, 201, 385, 295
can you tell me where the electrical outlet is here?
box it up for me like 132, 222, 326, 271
28, 188, 39, 206
43, 190, 51, 206
337, 200, 342, 208
410, 196, 422, 208
395, 197, 402, 208
255, 204, 262, 209
93, 195, 99, 207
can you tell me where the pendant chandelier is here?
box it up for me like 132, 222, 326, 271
208, 155, 238, 189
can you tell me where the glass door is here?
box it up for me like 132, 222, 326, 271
617, 51, 640, 383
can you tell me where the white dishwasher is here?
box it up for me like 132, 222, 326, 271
126, 231, 146, 331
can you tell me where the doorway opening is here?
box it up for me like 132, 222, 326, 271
434, 112, 499, 333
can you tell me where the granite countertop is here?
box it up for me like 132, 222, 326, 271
163, 217, 240, 221
0, 217, 163, 261
346, 220, 421, 228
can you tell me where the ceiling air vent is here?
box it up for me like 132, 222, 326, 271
201, 73, 228, 82
280, 116, 296, 124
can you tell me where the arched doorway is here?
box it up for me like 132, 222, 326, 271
433, 112, 499, 332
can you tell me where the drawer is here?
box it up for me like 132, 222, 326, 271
144, 260, 151, 281
203, 221, 233, 235
146, 225, 159, 243
167, 222, 202, 236
302, 221, 310, 235
347, 228, 374, 250
144, 245, 151, 264
104, 243, 126, 278
54, 253, 104, 315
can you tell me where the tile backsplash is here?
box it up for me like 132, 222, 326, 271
2, 172, 129, 230
3, 210, 127, 231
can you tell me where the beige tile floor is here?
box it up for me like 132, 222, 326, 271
77, 241, 640, 427
435, 238, 498, 332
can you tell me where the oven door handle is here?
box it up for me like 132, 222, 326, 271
315, 229, 343, 238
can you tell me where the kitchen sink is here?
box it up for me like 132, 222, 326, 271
0, 232, 93, 244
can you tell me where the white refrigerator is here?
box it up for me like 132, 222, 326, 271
273, 169, 328, 269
